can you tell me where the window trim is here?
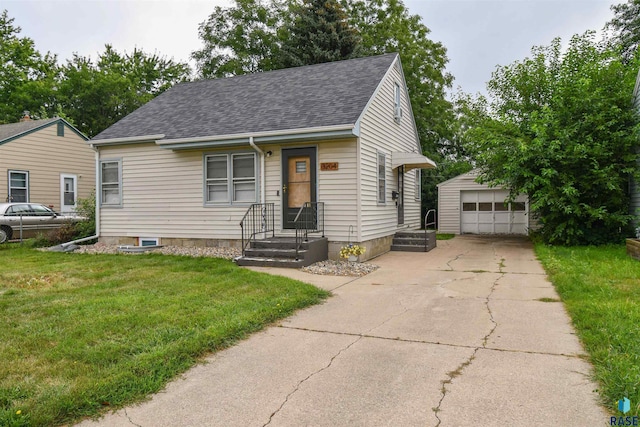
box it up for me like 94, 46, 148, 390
377, 151, 386, 204
99, 159, 122, 208
414, 169, 421, 201
8, 170, 29, 203
139, 237, 160, 247
204, 151, 258, 206
394, 82, 402, 123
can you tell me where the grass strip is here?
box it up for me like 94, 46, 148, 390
535, 243, 640, 416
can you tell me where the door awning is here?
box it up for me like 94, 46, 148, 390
391, 152, 437, 171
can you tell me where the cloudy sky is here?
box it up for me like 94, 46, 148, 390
4, 0, 618, 96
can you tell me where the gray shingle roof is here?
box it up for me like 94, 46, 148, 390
93, 53, 398, 141
0, 118, 58, 143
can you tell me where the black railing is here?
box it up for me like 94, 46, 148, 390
240, 203, 275, 256
294, 202, 325, 260
424, 209, 436, 248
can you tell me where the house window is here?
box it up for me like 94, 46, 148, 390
8, 170, 29, 202
139, 237, 159, 247
394, 83, 402, 123
377, 152, 386, 204
414, 169, 421, 201
100, 160, 122, 206
57, 122, 64, 137
205, 153, 256, 204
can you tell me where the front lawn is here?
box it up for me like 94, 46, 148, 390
0, 245, 328, 426
535, 244, 640, 416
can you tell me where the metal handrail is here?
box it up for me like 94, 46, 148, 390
424, 209, 436, 249
294, 202, 324, 260
239, 203, 275, 256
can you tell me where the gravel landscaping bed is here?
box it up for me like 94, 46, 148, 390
71, 243, 378, 276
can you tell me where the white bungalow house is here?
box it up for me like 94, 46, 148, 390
0, 116, 94, 213
89, 53, 436, 264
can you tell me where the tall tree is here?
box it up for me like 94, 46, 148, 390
0, 10, 59, 123
607, 0, 640, 61
58, 45, 191, 137
279, 0, 361, 68
192, 0, 285, 78
468, 33, 640, 245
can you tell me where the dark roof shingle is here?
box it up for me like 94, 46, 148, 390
93, 53, 398, 141
0, 118, 58, 143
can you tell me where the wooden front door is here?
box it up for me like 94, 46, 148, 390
282, 147, 316, 229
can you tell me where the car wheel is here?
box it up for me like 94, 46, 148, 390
0, 226, 12, 244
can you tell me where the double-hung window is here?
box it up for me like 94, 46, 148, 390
100, 160, 122, 206
377, 152, 386, 204
205, 153, 256, 204
394, 83, 402, 123
8, 170, 29, 202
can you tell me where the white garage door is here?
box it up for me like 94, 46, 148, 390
461, 190, 528, 235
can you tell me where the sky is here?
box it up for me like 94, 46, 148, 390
3, 0, 620, 97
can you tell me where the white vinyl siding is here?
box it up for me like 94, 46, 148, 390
358, 60, 423, 240
377, 152, 386, 204
100, 160, 122, 206
8, 170, 29, 202
205, 152, 256, 204
0, 123, 94, 211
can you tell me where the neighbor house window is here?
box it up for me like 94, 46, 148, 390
57, 122, 64, 137
414, 169, 421, 201
377, 152, 386, 204
100, 160, 122, 206
394, 83, 402, 123
8, 170, 29, 202
205, 153, 256, 204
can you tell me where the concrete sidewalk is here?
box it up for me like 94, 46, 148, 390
78, 235, 608, 426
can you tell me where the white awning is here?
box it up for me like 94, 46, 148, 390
391, 152, 437, 170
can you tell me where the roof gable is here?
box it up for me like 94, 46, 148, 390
0, 118, 88, 146
93, 53, 399, 142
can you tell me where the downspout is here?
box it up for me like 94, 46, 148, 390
249, 136, 266, 204
59, 147, 100, 248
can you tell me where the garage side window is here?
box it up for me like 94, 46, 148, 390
205, 153, 256, 204
8, 170, 29, 202
100, 160, 122, 206
377, 152, 386, 204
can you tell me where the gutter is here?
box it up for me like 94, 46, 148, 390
89, 134, 165, 147
249, 136, 266, 204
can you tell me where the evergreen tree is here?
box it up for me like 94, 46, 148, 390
279, 0, 361, 68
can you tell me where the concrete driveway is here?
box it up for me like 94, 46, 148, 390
79, 235, 608, 426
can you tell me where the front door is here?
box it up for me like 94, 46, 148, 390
282, 147, 316, 229
60, 174, 77, 213
397, 166, 404, 225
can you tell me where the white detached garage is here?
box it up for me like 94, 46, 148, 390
437, 170, 531, 235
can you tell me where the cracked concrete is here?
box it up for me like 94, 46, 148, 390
77, 235, 607, 427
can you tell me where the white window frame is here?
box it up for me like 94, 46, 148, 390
100, 159, 122, 207
377, 151, 386, 204
8, 170, 29, 203
414, 169, 421, 201
139, 237, 160, 247
204, 152, 257, 205
394, 82, 402, 123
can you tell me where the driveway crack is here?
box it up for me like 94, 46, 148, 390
433, 269, 502, 426
262, 336, 362, 426
124, 408, 143, 427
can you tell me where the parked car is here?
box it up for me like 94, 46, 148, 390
0, 203, 82, 243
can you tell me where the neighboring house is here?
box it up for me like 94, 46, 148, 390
89, 53, 436, 261
437, 170, 533, 235
631, 67, 640, 228
0, 116, 94, 214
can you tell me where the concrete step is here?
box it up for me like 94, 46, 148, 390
392, 237, 430, 246
243, 247, 305, 259
234, 256, 309, 268
390, 244, 429, 252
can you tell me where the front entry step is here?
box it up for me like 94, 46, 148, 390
390, 230, 436, 252
235, 236, 328, 268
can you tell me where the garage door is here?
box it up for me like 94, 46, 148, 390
461, 190, 528, 234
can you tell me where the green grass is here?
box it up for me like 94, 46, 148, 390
0, 244, 328, 426
535, 244, 640, 416
436, 233, 455, 240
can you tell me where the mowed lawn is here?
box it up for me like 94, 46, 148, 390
535, 243, 640, 416
0, 245, 328, 427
